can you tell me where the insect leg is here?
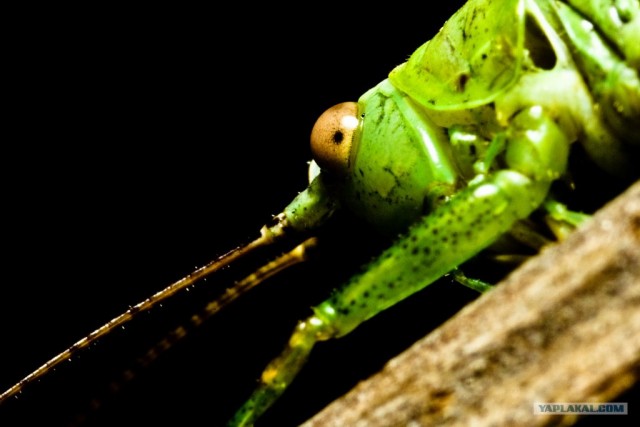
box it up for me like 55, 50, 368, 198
228, 314, 337, 427
450, 268, 493, 293
448, 125, 491, 179
542, 198, 591, 240
506, 219, 554, 250
229, 105, 572, 426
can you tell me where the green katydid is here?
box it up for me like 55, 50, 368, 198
1, 0, 638, 426
228, 0, 639, 424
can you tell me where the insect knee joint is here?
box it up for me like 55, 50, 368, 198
505, 106, 570, 182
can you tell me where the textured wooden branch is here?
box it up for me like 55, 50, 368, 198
303, 181, 640, 427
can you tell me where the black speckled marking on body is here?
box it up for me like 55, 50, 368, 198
317, 178, 529, 336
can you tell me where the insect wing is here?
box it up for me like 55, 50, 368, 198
390, 0, 526, 111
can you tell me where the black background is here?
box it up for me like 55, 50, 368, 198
1, 2, 637, 426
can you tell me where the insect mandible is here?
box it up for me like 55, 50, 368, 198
2, 0, 639, 426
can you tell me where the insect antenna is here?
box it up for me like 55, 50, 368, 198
67, 237, 318, 425
0, 218, 293, 404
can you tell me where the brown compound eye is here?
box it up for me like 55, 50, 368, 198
310, 102, 359, 176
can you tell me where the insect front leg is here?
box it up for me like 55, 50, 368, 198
228, 314, 336, 427
228, 104, 572, 426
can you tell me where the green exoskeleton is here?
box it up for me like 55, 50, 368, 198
1, 0, 638, 425
227, 0, 639, 425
